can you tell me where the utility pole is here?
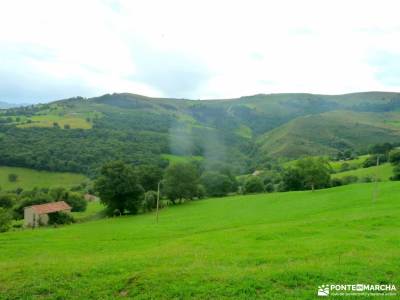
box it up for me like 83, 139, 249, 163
156, 180, 161, 223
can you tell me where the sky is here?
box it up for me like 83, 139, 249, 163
1, 0, 400, 104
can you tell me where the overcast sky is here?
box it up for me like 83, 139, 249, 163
1, 0, 400, 103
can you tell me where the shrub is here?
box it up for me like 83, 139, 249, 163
244, 176, 264, 194
0, 208, 12, 232
341, 175, 359, 185
142, 190, 158, 211
363, 155, 386, 168
389, 149, 400, 165
330, 178, 343, 187
0, 194, 16, 209
390, 165, 400, 181
8, 173, 18, 182
64, 192, 87, 212
48, 212, 75, 225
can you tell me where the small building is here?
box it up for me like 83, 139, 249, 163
24, 201, 71, 227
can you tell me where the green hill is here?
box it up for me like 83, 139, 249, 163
257, 111, 400, 159
0, 166, 87, 191
1, 92, 400, 175
0, 182, 399, 299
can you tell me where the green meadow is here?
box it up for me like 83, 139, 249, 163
0, 182, 399, 299
332, 163, 394, 181
0, 166, 87, 191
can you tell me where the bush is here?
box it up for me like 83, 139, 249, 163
265, 183, 274, 193
0, 208, 12, 232
363, 155, 386, 168
244, 176, 264, 194
200, 171, 235, 197
341, 175, 359, 185
64, 192, 87, 212
0, 194, 16, 209
389, 149, 400, 165
8, 173, 18, 182
390, 165, 400, 181
142, 190, 158, 211
330, 178, 343, 187
48, 212, 75, 225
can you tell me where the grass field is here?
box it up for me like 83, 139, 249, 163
332, 163, 394, 181
0, 166, 87, 191
17, 114, 92, 129
0, 182, 399, 299
329, 155, 369, 171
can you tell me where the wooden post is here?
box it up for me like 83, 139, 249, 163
156, 181, 160, 223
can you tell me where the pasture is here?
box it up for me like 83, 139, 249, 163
0, 182, 399, 299
0, 166, 87, 191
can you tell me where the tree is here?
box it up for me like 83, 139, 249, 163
95, 161, 144, 215
163, 163, 199, 203
391, 165, 400, 181
137, 165, 163, 192
0, 208, 12, 232
200, 171, 234, 197
389, 149, 400, 165
295, 157, 331, 191
283, 157, 331, 191
64, 124, 71, 129
243, 176, 264, 194
8, 173, 18, 182
0, 194, 16, 209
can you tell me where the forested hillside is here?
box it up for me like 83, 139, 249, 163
1, 92, 400, 176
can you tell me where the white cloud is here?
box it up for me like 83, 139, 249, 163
0, 0, 400, 102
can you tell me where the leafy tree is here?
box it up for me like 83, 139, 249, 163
8, 173, 18, 182
296, 157, 331, 191
391, 165, 400, 181
163, 163, 199, 203
63, 124, 71, 129
0, 194, 16, 209
283, 157, 331, 191
95, 161, 144, 215
0, 208, 12, 232
363, 154, 386, 168
243, 176, 264, 194
48, 211, 75, 225
282, 167, 304, 191
64, 192, 87, 212
200, 171, 234, 197
389, 149, 400, 165
137, 165, 163, 192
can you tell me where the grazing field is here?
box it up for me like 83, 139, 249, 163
332, 163, 394, 181
329, 155, 369, 171
17, 114, 92, 129
0, 182, 399, 299
0, 166, 87, 191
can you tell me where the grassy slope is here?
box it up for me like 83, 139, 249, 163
161, 154, 203, 164
1, 182, 399, 299
332, 163, 394, 181
258, 111, 400, 158
0, 166, 87, 191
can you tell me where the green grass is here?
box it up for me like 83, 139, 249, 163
17, 114, 92, 129
161, 154, 203, 164
329, 155, 369, 171
332, 163, 394, 181
0, 166, 87, 191
71, 201, 105, 222
0, 182, 399, 299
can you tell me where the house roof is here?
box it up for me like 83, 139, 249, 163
28, 201, 71, 214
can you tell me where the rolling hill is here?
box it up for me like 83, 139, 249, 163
0, 182, 399, 299
0, 92, 400, 175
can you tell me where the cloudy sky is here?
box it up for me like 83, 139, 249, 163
1, 0, 400, 103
